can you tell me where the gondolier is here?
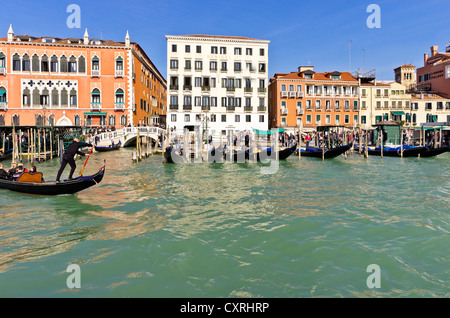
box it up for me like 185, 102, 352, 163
56, 137, 93, 182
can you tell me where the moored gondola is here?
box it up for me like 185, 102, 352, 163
95, 141, 121, 152
0, 162, 106, 195
354, 145, 428, 157
298, 143, 352, 159
0, 149, 13, 162
420, 146, 450, 157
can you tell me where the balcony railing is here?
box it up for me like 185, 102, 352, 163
169, 104, 179, 110
344, 106, 350, 111
257, 106, 266, 112
226, 87, 235, 92
258, 88, 266, 93
0, 102, 7, 110
90, 102, 102, 110
289, 91, 296, 98
91, 70, 100, 77
281, 91, 288, 98
244, 106, 253, 112
244, 87, 253, 93
201, 86, 210, 92
114, 102, 125, 111
202, 105, 210, 111
297, 91, 304, 98
115, 69, 124, 77
281, 108, 288, 115
183, 104, 192, 111
170, 85, 179, 91
325, 107, 332, 111
0, 68, 6, 75
226, 106, 235, 112
183, 85, 192, 91
335, 106, 341, 111
296, 108, 304, 115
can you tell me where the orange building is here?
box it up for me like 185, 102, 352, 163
0, 25, 166, 128
268, 66, 359, 131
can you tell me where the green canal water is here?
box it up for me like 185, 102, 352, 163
0, 149, 448, 298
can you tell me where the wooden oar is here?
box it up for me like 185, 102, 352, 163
79, 147, 94, 176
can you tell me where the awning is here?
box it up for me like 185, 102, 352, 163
0, 90, 6, 96
84, 112, 106, 116
253, 128, 286, 135
391, 111, 405, 115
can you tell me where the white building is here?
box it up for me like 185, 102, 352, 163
165, 35, 270, 138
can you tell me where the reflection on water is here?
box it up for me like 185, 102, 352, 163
0, 149, 449, 297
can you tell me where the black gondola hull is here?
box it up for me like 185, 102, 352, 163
95, 142, 121, 152
299, 144, 352, 159
0, 164, 105, 195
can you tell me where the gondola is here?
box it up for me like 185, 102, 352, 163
354, 145, 428, 157
420, 146, 450, 157
95, 141, 121, 152
0, 162, 106, 195
251, 143, 297, 161
298, 143, 352, 159
0, 149, 13, 162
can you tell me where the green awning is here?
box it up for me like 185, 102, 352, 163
391, 111, 405, 115
84, 112, 106, 116
253, 128, 286, 135
0, 91, 6, 96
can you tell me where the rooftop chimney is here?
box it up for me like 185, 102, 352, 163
298, 66, 314, 73
424, 53, 428, 65
7, 24, 14, 42
430, 45, 438, 57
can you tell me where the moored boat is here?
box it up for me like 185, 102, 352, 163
0, 148, 13, 161
298, 143, 352, 159
354, 145, 427, 157
95, 141, 121, 152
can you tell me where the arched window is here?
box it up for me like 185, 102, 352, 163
109, 115, 116, 126
60, 88, 68, 107
78, 56, 86, 73
51, 88, 59, 107
41, 55, 49, 72
60, 55, 68, 73
0, 114, 4, 126
41, 88, 49, 106
12, 53, 20, 71
23, 88, 31, 107
48, 114, 55, 126
0, 52, 5, 70
50, 55, 58, 72
32, 54, 40, 72
120, 114, 127, 126
12, 114, 20, 126
74, 115, 81, 126
32, 88, 40, 106
0, 87, 6, 105
22, 54, 30, 71
70, 88, 77, 107
92, 56, 100, 70
85, 115, 92, 126
35, 114, 43, 126
91, 88, 101, 104
68, 55, 77, 73
115, 88, 124, 109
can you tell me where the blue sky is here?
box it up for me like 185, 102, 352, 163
2, 0, 449, 81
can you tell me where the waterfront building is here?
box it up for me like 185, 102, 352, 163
358, 64, 450, 128
268, 66, 360, 131
0, 25, 166, 128
416, 44, 450, 98
165, 34, 270, 138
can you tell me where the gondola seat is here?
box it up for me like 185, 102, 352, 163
17, 172, 43, 183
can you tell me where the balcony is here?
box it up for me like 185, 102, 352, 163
325, 107, 332, 112
91, 70, 100, 77
183, 85, 192, 91
244, 87, 253, 93
169, 85, 179, 91
201, 86, 210, 92
296, 108, 304, 115
170, 104, 179, 110
335, 106, 341, 111
306, 106, 312, 111
257, 106, 266, 112
0, 68, 6, 76
114, 102, 125, 111
183, 104, 192, 111
281, 108, 288, 115
281, 91, 288, 98
344, 106, 351, 112
258, 87, 266, 93
244, 106, 253, 112
234, 68, 242, 73
289, 91, 296, 98
202, 105, 211, 111
297, 91, 304, 98
0, 102, 7, 110
115, 69, 124, 78
226, 106, 235, 112
226, 87, 235, 93
90, 102, 102, 111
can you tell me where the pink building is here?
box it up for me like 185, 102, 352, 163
416, 44, 450, 98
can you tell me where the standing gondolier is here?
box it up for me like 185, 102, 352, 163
56, 137, 93, 182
